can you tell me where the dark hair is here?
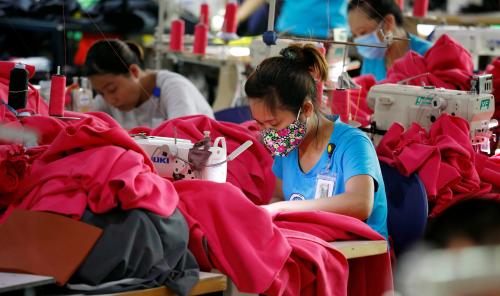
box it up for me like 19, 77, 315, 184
348, 0, 404, 26
424, 198, 500, 248
83, 39, 144, 76
244, 43, 328, 114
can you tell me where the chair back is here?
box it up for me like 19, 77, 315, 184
380, 162, 428, 256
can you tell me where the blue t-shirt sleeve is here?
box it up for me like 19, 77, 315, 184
272, 156, 283, 180
409, 34, 433, 56
360, 58, 387, 81
341, 135, 380, 191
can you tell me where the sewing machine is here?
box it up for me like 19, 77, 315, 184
432, 26, 500, 71
368, 75, 496, 150
133, 134, 252, 183
133, 135, 228, 183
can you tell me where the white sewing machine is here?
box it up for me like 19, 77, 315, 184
368, 75, 496, 150
133, 134, 252, 183
432, 26, 500, 71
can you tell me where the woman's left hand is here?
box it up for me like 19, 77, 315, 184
261, 201, 286, 214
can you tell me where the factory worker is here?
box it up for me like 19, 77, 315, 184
84, 39, 214, 129
348, 0, 432, 81
245, 43, 388, 239
238, 0, 348, 38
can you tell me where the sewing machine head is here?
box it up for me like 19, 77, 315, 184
133, 135, 228, 183
368, 75, 496, 151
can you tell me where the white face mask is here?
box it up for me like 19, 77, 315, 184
353, 24, 387, 59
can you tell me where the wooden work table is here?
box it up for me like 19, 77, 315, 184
0, 240, 387, 296
331, 239, 388, 259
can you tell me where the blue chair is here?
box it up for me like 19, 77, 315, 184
214, 106, 252, 124
380, 162, 428, 256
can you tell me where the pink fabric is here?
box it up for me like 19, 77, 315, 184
0, 61, 49, 115
176, 180, 392, 295
152, 115, 275, 205
175, 180, 293, 293
0, 112, 178, 221
382, 34, 473, 90
0, 145, 30, 207
475, 153, 500, 189
273, 212, 393, 296
485, 57, 500, 116
377, 113, 500, 216
485, 58, 500, 152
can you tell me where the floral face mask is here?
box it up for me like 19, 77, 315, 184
260, 109, 307, 157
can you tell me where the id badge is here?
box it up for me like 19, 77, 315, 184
314, 173, 336, 199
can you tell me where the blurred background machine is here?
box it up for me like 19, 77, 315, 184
368, 75, 496, 150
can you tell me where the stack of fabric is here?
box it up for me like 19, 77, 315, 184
377, 113, 500, 217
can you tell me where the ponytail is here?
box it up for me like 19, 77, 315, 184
84, 39, 144, 76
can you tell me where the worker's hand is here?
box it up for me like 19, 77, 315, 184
261, 201, 286, 214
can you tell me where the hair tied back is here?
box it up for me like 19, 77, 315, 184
280, 47, 298, 60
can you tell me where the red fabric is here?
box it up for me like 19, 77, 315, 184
273, 212, 393, 296
486, 57, 500, 119
0, 112, 178, 221
0, 61, 49, 115
475, 153, 500, 189
381, 34, 473, 91
176, 180, 293, 293
128, 126, 152, 136
0, 145, 30, 207
377, 113, 500, 216
485, 58, 500, 152
152, 115, 275, 205
176, 180, 392, 295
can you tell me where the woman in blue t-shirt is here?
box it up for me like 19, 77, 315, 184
348, 0, 432, 81
238, 0, 348, 38
245, 44, 388, 239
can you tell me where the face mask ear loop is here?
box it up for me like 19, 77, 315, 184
296, 108, 302, 121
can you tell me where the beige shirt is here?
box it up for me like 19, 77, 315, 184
94, 70, 214, 129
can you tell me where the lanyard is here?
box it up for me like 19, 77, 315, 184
323, 143, 336, 173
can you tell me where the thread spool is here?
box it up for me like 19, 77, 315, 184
49, 66, 66, 117
8, 63, 28, 110
223, 2, 238, 34
200, 3, 209, 27
193, 23, 209, 55
331, 88, 349, 123
413, 0, 429, 17
169, 19, 185, 52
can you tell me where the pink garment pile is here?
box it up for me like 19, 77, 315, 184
377, 113, 500, 217
381, 34, 474, 90
176, 180, 392, 296
0, 112, 179, 221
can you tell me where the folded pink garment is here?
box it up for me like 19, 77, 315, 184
377, 113, 498, 217
1, 112, 178, 221
382, 34, 473, 91
176, 180, 392, 296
